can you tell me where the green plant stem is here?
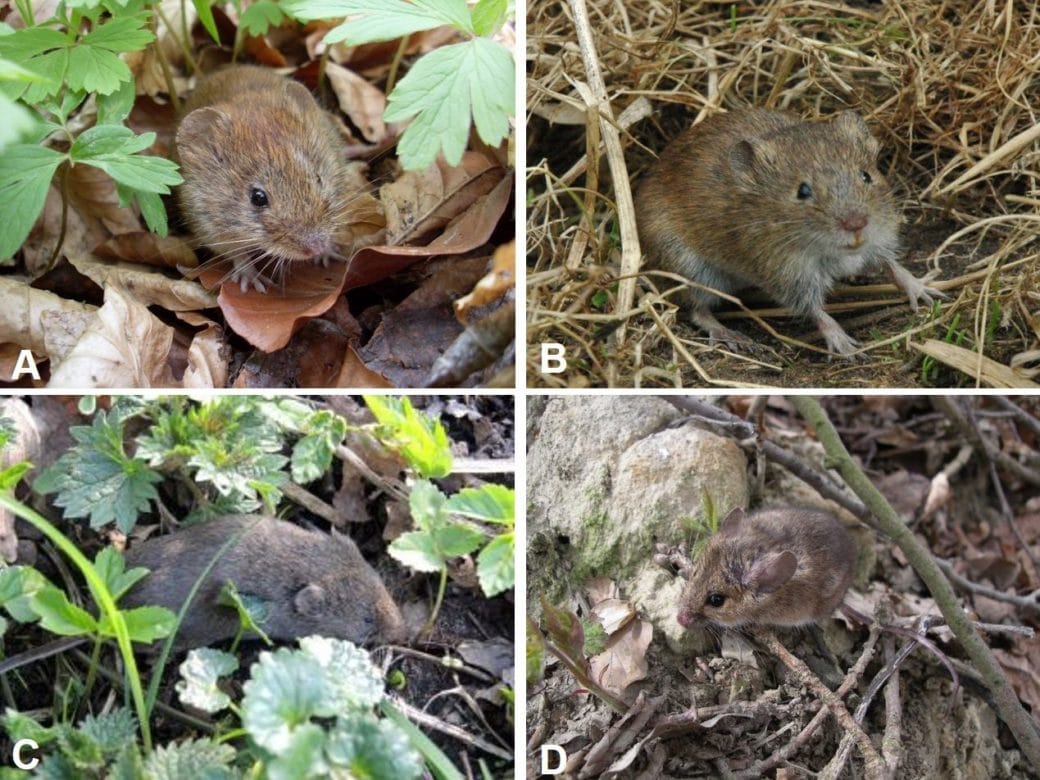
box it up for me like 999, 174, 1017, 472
420, 567, 449, 638
0, 493, 153, 752
386, 34, 410, 96
788, 396, 1040, 770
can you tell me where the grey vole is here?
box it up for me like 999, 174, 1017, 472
636, 108, 940, 356
677, 506, 856, 629
123, 515, 406, 647
175, 65, 356, 293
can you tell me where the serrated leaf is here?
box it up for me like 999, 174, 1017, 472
286, 0, 473, 44
476, 532, 513, 596
78, 708, 137, 755
384, 38, 514, 169
143, 736, 236, 779
176, 648, 239, 713
66, 45, 132, 95
326, 712, 422, 779
387, 531, 443, 572
445, 484, 514, 525
80, 14, 155, 54
0, 461, 32, 490
239, 0, 286, 36
0, 144, 63, 259
433, 522, 484, 557
241, 647, 332, 753
408, 479, 448, 531
364, 396, 452, 478
93, 546, 149, 600
30, 586, 97, 636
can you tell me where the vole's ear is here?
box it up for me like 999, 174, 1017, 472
718, 507, 747, 536
176, 107, 231, 163
834, 111, 879, 157
730, 137, 778, 178
293, 583, 328, 617
745, 550, 797, 593
283, 79, 317, 114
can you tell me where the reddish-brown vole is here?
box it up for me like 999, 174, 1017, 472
636, 108, 940, 356
123, 515, 406, 647
175, 65, 356, 292
677, 506, 856, 629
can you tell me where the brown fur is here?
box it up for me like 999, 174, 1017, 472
174, 66, 357, 292
677, 507, 857, 629
123, 515, 406, 648
636, 109, 934, 355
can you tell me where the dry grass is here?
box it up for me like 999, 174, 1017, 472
526, 0, 1040, 388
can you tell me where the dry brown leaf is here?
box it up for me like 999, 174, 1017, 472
48, 286, 174, 387
0, 278, 96, 357
381, 151, 504, 245
588, 616, 653, 698
455, 241, 515, 323
68, 252, 216, 311
326, 61, 388, 144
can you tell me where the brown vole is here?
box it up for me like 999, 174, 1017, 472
636, 108, 940, 355
677, 506, 856, 629
175, 65, 357, 292
123, 515, 406, 647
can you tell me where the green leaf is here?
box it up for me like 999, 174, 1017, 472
33, 411, 162, 532
192, 0, 221, 44
387, 531, 443, 572
384, 38, 514, 169
0, 144, 63, 260
100, 604, 175, 643
132, 189, 170, 236
433, 523, 484, 557
0, 565, 51, 623
408, 479, 448, 531
93, 546, 149, 600
325, 712, 422, 780
285, 0, 474, 44
471, 0, 507, 36
78, 708, 138, 756
143, 736, 236, 779
298, 635, 386, 710
291, 410, 346, 483
96, 77, 136, 125
239, 0, 287, 37
0, 461, 31, 490
364, 396, 452, 478
175, 648, 240, 713
476, 531, 513, 596
66, 45, 132, 95
30, 585, 98, 636
80, 14, 155, 54
241, 647, 333, 753
445, 484, 514, 525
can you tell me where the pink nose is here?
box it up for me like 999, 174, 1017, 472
840, 213, 868, 232
677, 610, 691, 627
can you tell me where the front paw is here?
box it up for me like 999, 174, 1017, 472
888, 261, 946, 312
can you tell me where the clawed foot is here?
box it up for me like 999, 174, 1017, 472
816, 311, 866, 361
888, 260, 947, 312
229, 264, 274, 294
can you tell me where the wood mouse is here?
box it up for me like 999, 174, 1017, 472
122, 515, 406, 648
635, 108, 941, 356
175, 65, 358, 293
677, 506, 856, 629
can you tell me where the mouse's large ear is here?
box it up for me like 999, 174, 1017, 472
283, 78, 318, 114
745, 550, 797, 593
834, 111, 879, 157
176, 107, 232, 165
729, 137, 779, 178
293, 583, 328, 617
718, 506, 747, 536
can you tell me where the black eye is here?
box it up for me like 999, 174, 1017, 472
706, 593, 726, 608
861, 170, 873, 184
249, 187, 269, 208
796, 182, 813, 200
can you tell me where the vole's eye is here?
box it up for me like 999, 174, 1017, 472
249, 187, 270, 208
796, 182, 813, 200
860, 170, 873, 184
706, 593, 726, 608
